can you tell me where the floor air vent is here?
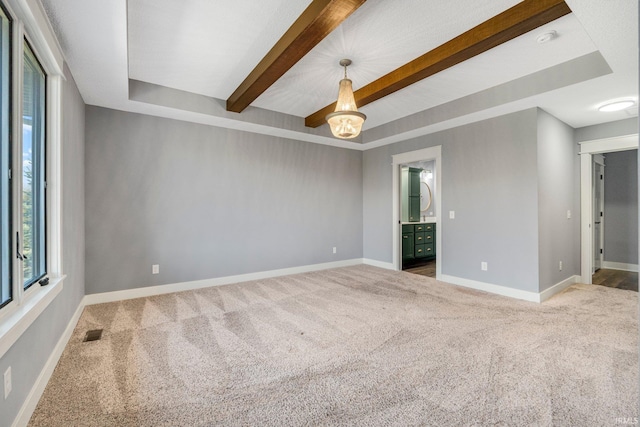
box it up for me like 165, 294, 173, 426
83, 329, 103, 342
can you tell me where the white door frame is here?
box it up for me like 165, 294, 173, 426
592, 155, 605, 273
579, 134, 638, 283
391, 146, 442, 278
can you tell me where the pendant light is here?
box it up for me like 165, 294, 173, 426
326, 59, 366, 139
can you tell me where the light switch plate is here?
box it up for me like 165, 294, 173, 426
4, 367, 11, 399
449, 211, 455, 219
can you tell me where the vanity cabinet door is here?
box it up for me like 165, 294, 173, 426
402, 233, 414, 260
402, 224, 414, 233
408, 196, 420, 222
409, 169, 421, 196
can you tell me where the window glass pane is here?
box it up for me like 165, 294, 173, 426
0, 6, 10, 307
22, 41, 45, 289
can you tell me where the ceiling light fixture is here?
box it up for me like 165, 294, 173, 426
598, 100, 635, 112
326, 59, 366, 139
536, 30, 557, 44
420, 170, 432, 180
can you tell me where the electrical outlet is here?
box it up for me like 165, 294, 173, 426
481, 262, 488, 271
449, 210, 455, 219
332, 247, 337, 254
152, 264, 159, 275
559, 261, 563, 271
4, 366, 11, 399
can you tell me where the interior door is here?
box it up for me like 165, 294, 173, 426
593, 159, 605, 272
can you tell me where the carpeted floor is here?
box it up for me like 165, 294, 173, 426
29, 265, 638, 426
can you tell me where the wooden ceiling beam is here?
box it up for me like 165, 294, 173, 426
226, 0, 367, 113
305, 0, 571, 128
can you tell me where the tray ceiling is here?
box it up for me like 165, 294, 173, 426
41, 0, 638, 150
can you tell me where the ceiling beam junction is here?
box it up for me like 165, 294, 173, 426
305, 0, 572, 128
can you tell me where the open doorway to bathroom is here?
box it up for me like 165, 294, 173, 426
391, 146, 442, 280
400, 161, 437, 278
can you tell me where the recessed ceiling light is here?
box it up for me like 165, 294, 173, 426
536, 30, 557, 44
598, 100, 635, 112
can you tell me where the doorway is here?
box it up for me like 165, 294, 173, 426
401, 160, 437, 277
391, 146, 442, 280
579, 134, 639, 284
593, 156, 605, 273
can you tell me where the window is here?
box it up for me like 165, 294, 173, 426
22, 40, 46, 289
0, 5, 10, 308
0, 0, 64, 364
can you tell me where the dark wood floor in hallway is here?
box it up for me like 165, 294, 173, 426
593, 268, 638, 292
404, 259, 436, 278
406, 262, 638, 293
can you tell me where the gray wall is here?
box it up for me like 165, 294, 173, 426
575, 117, 638, 142
536, 109, 580, 291
85, 107, 363, 294
364, 109, 541, 292
603, 150, 638, 265
1, 64, 85, 426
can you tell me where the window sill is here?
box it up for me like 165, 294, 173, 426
0, 275, 65, 359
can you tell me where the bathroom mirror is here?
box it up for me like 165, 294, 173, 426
420, 181, 432, 212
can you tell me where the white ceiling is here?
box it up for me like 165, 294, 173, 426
40, 0, 638, 150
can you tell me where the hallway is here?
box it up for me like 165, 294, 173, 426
592, 269, 638, 292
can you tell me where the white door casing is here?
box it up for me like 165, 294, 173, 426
391, 146, 442, 278
579, 134, 638, 284
592, 157, 605, 272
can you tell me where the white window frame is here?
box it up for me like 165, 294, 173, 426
0, 0, 64, 360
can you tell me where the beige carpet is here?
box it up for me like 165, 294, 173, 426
29, 265, 638, 426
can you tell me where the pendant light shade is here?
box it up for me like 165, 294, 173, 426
326, 59, 366, 139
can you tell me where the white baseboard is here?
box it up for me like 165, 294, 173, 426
440, 274, 582, 303
84, 258, 363, 306
539, 275, 580, 302
12, 296, 86, 427
439, 274, 540, 303
362, 258, 395, 270
602, 261, 639, 272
